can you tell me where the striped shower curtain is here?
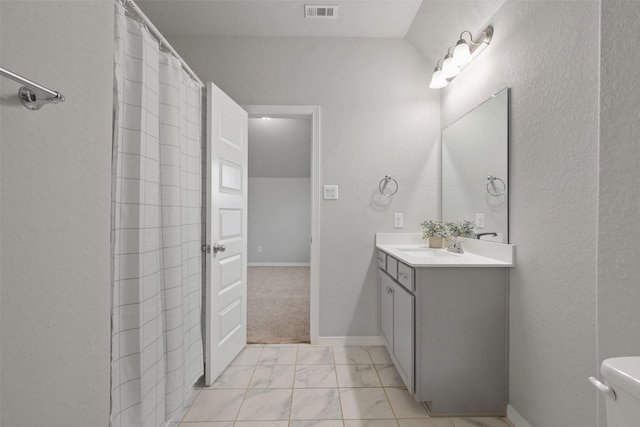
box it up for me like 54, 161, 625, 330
110, 3, 203, 426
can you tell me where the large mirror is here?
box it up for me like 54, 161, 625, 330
442, 87, 509, 243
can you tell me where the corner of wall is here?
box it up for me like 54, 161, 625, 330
507, 405, 535, 427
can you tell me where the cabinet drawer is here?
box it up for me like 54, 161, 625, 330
377, 250, 387, 270
387, 256, 398, 278
397, 262, 414, 292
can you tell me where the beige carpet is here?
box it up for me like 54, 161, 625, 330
247, 266, 310, 344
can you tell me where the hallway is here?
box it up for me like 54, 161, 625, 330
248, 267, 311, 344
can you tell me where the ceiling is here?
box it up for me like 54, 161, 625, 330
137, 0, 505, 66
248, 118, 312, 178
137, 0, 422, 38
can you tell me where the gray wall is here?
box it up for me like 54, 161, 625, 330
598, 1, 640, 425
0, 2, 113, 426
169, 35, 440, 336
248, 177, 311, 263
249, 117, 311, 178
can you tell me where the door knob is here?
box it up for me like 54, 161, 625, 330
213, 243, 226, 254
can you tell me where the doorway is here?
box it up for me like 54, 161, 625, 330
244, 105, 320, 344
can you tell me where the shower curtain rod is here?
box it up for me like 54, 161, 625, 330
0, 67, 65, 110
123, 0, 204, 87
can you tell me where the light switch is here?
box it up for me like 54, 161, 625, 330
323, 185, 339, 200
394, 213, 404, 228
475, 213, 485, 229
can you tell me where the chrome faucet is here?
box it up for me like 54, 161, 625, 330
447, 237, 464, 254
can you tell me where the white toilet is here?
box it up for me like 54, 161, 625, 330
589, 357, 640, 427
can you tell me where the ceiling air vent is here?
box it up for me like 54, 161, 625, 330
304, 5, 338, 19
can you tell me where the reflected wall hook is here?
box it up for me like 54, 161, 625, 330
378, 175, 398, 197
486, 175, 506, 197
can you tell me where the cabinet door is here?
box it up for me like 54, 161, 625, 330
392, 281, 414, 392
379, 271, 394, 350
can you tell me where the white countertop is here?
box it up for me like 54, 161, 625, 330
376, 233, 515, 267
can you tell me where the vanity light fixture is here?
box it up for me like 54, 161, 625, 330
430, 26, 493, 89
453, 36, 472, 66
429, 60, 448, 89
441, 49, 460, 79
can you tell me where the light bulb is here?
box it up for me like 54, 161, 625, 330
429, 67, 448, 89
453, 39, 471, 67
441, 54, 460, 79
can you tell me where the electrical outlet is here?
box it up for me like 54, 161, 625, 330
257, 245, 262, 253
475, 213, 485, 229
394, 213, 404, 228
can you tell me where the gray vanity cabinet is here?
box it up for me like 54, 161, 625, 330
415, 267, 508, 416
378, 249, 508, 417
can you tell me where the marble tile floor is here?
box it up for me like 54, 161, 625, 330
175, 344, 514, 427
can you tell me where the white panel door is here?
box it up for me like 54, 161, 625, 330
205, 82, 248, 385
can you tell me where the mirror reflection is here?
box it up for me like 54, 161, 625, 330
442, 87, 509, 243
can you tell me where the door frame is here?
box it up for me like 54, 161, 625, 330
243, 104, 321, 344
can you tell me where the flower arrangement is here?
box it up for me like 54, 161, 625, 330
420, 220, 476, 248
419, 220, 449, 239
420, 220, 448, 248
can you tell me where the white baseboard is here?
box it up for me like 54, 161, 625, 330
507, 405, 534, 427
248, 262, 310, 267
315, 336, 385, 346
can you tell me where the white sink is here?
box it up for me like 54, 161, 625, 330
396, 248, 456, 257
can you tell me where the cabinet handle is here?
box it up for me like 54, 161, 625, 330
386, 287, 393, 294
398, 272, 408, 279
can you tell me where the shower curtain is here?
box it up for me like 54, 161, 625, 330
110, 3, 203, 426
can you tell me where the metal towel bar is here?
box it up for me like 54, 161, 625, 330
0, 67, 65, 110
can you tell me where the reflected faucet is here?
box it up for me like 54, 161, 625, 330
447, 237, 464, 254
476, 232, 498, 240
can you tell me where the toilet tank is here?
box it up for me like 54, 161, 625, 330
601, 357, 640, 427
